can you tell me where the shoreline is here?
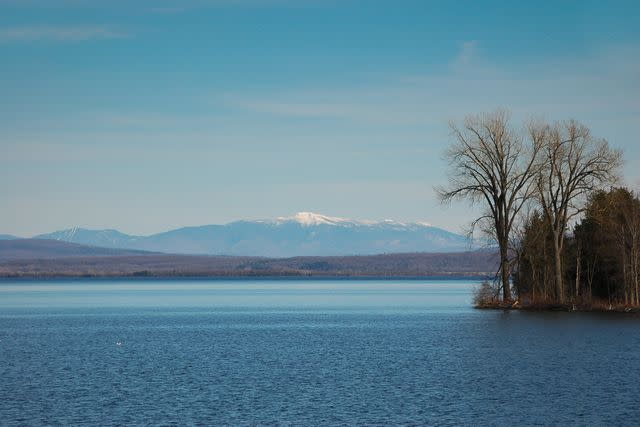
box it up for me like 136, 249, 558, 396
475, 302, 640, 313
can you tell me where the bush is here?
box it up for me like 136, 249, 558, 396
473, 281, 501, 306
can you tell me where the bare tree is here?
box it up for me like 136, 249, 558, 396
437, 110, 542, 302
534, 120, 622, 303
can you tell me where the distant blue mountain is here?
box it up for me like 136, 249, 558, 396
0, 234, 19, 240
34, 212, 474, 257
36, 227, 141, 248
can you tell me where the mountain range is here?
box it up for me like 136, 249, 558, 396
8, 212, 474, 257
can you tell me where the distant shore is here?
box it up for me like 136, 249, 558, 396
0, 246, 498, 280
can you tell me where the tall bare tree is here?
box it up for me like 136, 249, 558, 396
438, 110, 542, 302
534, 120, 622, 303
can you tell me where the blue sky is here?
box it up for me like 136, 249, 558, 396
2, 0, 639, 236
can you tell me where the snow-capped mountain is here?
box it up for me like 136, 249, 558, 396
275, 212, 363, 227
33, 212, 473, 257
272, 212, 432, 228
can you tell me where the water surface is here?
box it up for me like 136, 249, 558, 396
1, 279, 639, 425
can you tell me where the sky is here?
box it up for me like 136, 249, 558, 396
1, 0, 639, 237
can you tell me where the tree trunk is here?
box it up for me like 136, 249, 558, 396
532, 264, 537, 303
553, 233, 564, 303
575, 245, 581, 303
633, 242, 640, 305
500, 241, 512, 302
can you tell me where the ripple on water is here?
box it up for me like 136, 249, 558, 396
1, 280, 639, 425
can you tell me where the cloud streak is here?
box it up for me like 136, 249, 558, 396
233, 43, 640, 124
452, 40, 478, 69
0, 25, 127, 42
228, 42, 640, 186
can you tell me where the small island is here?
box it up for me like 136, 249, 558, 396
440, 111, 639, 311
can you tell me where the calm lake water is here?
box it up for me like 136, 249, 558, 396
1, 279, 639, 426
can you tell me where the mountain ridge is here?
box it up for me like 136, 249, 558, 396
25, 212, 474, 257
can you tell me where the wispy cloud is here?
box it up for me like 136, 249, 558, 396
235, 99, 406, 123
228, 43, 640, 185
0, 25, 127, 42
453, 40, 477, 67
233, 43, 640, 123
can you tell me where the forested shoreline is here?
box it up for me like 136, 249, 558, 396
509, 187, 640, 310
439, 110, 638, 310
0, 250, 497, 279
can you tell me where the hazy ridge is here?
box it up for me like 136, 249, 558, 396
23, 213, 474, 257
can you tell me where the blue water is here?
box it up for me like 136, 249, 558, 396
1, 279, 639, 425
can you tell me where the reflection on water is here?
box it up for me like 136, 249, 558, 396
1, 279, 639, 425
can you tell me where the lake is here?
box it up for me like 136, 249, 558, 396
1, 279, 639, 425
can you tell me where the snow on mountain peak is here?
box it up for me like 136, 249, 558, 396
273, 212, 434, 228
277, 212, 352, 226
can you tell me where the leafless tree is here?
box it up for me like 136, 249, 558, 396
437, 110, 543, 302
534, 120, 622, 303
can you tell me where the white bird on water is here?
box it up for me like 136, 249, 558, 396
116, 341, 123, 346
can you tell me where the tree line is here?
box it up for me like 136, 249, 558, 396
438, 110, 638, 308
